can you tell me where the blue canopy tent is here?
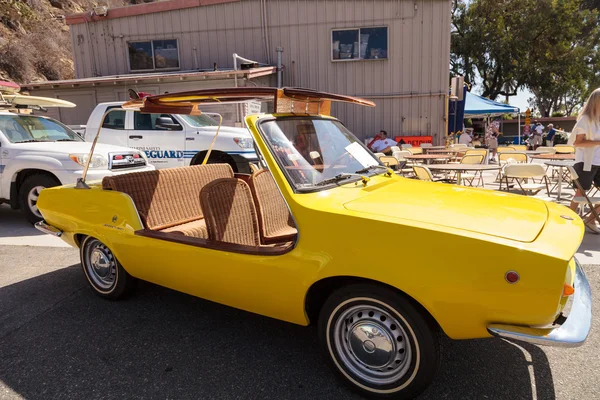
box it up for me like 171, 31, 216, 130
464, 91, 521, 143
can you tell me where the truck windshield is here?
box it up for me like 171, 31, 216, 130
179, 114, 220, 127
259, 117, 384, 191
0, 115, 83, 143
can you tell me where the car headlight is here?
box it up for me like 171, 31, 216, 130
233, 137, 254, 149
69, 153, 108, 169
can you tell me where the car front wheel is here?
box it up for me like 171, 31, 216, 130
19, 174, 59, 224
318, 284, 440, 399
80, 236, 136, 300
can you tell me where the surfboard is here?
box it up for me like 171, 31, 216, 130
2, 94, 76, 108
0, 81, 20, 94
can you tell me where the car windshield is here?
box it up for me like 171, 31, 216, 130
179, 114, 220, 127
0, 115, 83, 143
259, 117, 383, 191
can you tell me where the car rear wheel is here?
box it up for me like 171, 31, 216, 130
80, 236, 136, 300
19, 174, 59, 224
318, 284, 440, 399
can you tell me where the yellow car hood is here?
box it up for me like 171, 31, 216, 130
343, 180, 548, 243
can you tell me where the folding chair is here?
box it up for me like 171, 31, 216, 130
567, 166, 600, 227
458, 154, 485, 187
496, 152, 528, 188
555, 145, 575, 154
379, 155, 399, 170
412, 165, 446, 182
503, 164, 550, 196
420, 143, 433, 148
374, 152, 385, 158
464, 149, 489, 163
535, 146, 556, 154
392, 150, 415, 177
400, 144, 413, 150
389, 145, 401, 154
407, 147, 423, 155
511, 145, 527, 151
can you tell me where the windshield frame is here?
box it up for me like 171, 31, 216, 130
0, 114, 84, 143
256, 115, 385, 194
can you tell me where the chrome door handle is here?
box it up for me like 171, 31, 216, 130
129, 135, 143, 140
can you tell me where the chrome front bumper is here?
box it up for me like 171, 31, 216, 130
34, 220, 63, 237
487, 261, 592, 348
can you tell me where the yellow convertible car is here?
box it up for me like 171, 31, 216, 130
36, 88, 591, 399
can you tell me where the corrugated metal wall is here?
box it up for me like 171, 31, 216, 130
68, 0, 451, 141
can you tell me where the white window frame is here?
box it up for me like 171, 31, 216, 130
331, 27, 389, 62
127, 39, 181, 72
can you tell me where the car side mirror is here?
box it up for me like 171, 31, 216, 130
155, 117, 182, 131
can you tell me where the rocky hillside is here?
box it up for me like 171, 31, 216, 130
0, 0, 148, 84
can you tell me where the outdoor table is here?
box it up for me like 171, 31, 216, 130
426, 148, 468, 154
405, 154, 452, 164
530, 154, 576, 161
422, 146, 447, 153
426, 164, 501, 185
544, 160, 576, 200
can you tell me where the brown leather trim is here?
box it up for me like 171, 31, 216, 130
134, 229, 295, 255
66, 0, 240, 25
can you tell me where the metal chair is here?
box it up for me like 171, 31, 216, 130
407, 147, 423, 155
496, 152, 528, 187
389, 145, 401, 154
567, 166, 600, 229
412, 165, 435, 181
511, 145, 527, 151
420, 143, 433, 148
503, 164, 550, 196
458, 154, 485, 187
400, 144, 413, 150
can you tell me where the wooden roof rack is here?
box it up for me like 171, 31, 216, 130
122, 87, 375, 116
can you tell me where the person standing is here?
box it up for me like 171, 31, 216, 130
530, 122, 544, 149
485, 119, 500, 162
569, 88, 600, 233
546, 123, 556, 147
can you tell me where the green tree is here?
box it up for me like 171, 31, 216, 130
452, 0, 600, 115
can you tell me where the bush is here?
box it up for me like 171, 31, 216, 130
554, 131, 569, 145
551, 111, 565, 117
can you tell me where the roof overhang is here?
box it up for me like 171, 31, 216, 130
66, 0, 240, 25
122, 87, 376, 116
21, 67, 276, 91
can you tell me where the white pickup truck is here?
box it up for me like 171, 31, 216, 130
0, 110, 154, 223
74, 102, 258, 174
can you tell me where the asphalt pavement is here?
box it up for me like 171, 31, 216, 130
0, 243, 599, 400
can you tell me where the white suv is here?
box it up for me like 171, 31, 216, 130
0, 111, 154, 223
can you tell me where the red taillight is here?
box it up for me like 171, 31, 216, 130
133, 153, 140, 159
563, 283, 575, 296
114, 155, 123, 160
505, 271, 520, 284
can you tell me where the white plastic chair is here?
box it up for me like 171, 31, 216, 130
390, 145, 401, 153
503, 164, 550, 196
400, 144, 413, 150
374, 152, 385, 158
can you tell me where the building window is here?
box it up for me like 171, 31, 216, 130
128, 39, 180, 71
332, 27, 388, 61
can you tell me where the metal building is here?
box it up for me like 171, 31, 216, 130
22, 0, 452, 143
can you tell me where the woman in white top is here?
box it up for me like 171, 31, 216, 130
569, 88, 600, 233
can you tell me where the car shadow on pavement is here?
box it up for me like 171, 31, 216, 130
0, 265, 555, 400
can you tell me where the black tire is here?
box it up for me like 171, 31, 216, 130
19, 174, 60, 224
80, 236, 136, 300
318, 284, 440, 399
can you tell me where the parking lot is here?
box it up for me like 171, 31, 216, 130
1, 204, 599, 400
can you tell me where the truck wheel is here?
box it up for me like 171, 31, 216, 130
191, 150, 239, 173
19, 174, 60, 224
80, 236, 136, 300
318, 284, 440, 399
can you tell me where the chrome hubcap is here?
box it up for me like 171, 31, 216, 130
333, 304, 412, 385
27, 186, 44, 218
84, 240, 117, 290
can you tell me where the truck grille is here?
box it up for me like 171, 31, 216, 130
109, 152, 147, 170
